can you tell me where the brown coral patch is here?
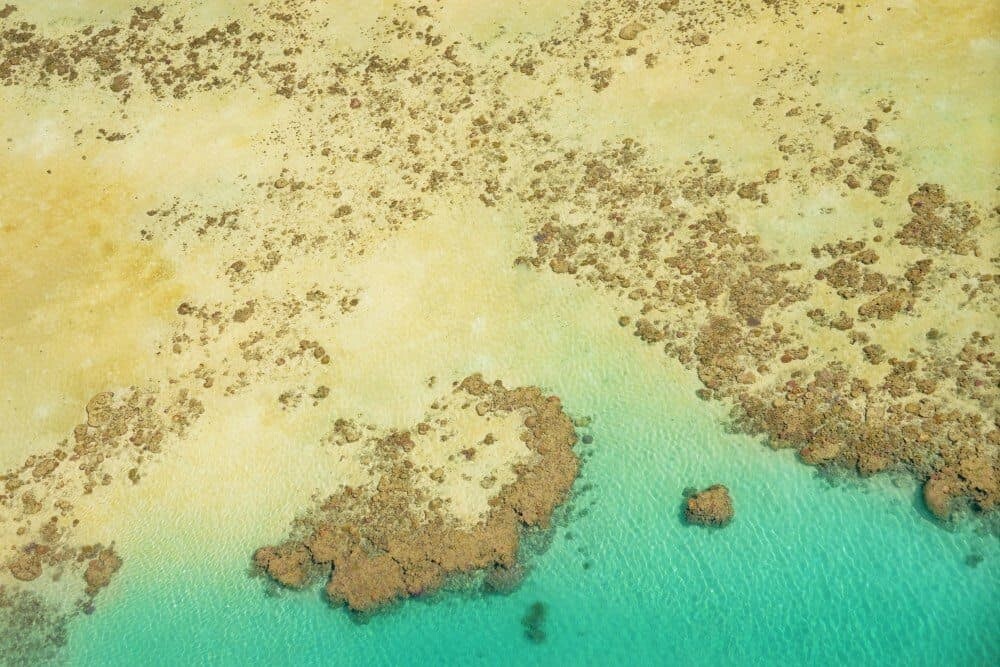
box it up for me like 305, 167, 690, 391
253, 375, 579, 613
896, 184, 982, 255
923, 458, 999, 521
684, 485, 734, 526
83, 547, 122, 596
8, 554, 42, 583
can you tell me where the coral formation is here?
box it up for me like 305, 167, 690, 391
82, 548, 123, 597
254, 375, 579, 612
0, 586, 69, 664
684, 485, 734, 527
2, 387, 198, 598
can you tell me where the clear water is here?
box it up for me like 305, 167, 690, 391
64, 345, 999, 666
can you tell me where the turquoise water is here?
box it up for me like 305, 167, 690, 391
62, 340, 999, 666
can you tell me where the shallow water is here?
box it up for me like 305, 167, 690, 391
65, 336, 999, 666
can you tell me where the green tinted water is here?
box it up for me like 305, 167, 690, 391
64, 325, 999, 666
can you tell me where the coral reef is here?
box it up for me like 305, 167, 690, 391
0, 4, 995, 656
684, 485, 734, 527
1, 387, 198, 598
82, 547, 123, 597
0, 586, 69, 665
254, 375, 579, 612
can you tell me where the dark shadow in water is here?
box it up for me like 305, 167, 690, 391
521, 601, 547, 644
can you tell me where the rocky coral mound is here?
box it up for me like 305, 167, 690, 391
922, 458, 998, 521
253, 374, 579, 612
82, 547, 122, 596
252, 543, 312, 589
684, 485, 734, 527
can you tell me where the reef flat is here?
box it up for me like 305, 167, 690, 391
0, 0, 996, 662
254, 374, 578, 612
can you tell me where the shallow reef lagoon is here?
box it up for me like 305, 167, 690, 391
66, 345, 998, 666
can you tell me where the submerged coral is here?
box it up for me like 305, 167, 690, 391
521, 601, 547, 644
0, 586, 69, 665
